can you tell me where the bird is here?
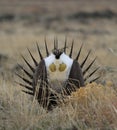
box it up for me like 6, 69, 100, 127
16, 38, 100, 110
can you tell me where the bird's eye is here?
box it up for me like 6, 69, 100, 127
59, 63, 67, 72
49, 63, 56, 72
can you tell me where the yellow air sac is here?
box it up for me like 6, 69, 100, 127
49, 63, 56, 72
59, 63, 66, 72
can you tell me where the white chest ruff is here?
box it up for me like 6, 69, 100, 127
44, 53, 73, 91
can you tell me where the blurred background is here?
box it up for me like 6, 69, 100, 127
0, 0, 117, 84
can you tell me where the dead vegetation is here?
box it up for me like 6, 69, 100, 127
0, 79, 117, 130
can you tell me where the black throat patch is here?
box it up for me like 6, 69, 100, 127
52, 49, 63, 59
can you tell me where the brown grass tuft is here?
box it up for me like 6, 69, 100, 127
64, 82, 117, 129
0, 78, 117, 130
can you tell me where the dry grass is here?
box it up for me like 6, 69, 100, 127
0, 78, 117, 130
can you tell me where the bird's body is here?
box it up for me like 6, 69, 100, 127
45, 52, 73, 93
17, 38, 100, 110
45, 54, 70, 81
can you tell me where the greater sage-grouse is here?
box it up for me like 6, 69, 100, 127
16, 38, 100, 110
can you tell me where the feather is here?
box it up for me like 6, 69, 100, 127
15, 73, 32, 86
44, 37, 49, 56
27, 48, 38, 66
89, 76, 100, 83
36, 43, 43, 60
15, 81, 33, 91
22, 90, 34, 95
83, 57, 97, 75
84, 67, 99, 81
21, 55, 35, 72
18, 64, 33, 79
80, 50, 91, 68
56, 37, 58, 49
64, 36, 67, 53
75, 43, 83, 61
69, 40, 74, 58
